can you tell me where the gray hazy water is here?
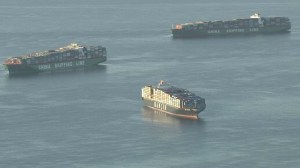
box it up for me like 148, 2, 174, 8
1, 0, 300, 167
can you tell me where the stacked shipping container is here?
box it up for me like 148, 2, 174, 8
142, 86, 181, 108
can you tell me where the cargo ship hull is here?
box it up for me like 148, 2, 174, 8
5, 57, 106, 76
142, 98, 206, 120
172, 13, 291, 38
172, 26, 291, 38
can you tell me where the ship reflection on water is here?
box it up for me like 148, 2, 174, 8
141, 106, 205, 126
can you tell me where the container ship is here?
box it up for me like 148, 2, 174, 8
3, 43, 107, 75
141, 80, 206, 120
172, 13, 291, 38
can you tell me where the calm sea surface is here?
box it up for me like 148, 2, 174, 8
1, 0, 300, 167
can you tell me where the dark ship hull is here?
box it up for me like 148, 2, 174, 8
5, 57, 106, 76
3, 43, 107, 76
172, 13, 291, 38
172, 26, 291, 38
142, 98, 206, 120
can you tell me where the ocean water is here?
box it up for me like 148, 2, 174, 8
1, 0, 300, 167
